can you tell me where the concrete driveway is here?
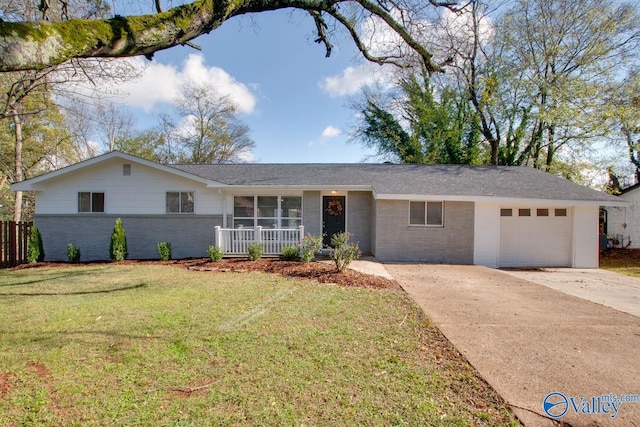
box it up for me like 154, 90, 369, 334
501, 268, 640, 318
385, 264, 640, 426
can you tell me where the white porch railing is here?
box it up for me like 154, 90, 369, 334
215, 225, 304, 256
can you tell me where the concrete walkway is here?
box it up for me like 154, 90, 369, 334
385, 264, 640, 426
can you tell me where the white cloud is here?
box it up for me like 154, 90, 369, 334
321, 63, 394, 97
117, 54, 257, 113
308, 125, 344, 147
321, 125, 342, 138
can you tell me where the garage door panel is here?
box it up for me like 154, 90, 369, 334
499, 212, 571, 268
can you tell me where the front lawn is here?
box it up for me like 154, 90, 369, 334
0, 264, 517, 425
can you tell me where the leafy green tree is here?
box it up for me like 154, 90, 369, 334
354, 76, 482, 165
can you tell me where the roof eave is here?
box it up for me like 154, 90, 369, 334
11, 151, 224, 191
374, 193, 627, 206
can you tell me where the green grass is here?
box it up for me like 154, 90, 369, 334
0, 265, 517, 426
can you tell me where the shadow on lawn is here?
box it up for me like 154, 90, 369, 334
0, 283, 146, 296
0, 268, 108, 288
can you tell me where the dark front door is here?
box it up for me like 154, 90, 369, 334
323, 196, 346, 247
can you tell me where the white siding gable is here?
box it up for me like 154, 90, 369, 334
34, 157, 222, 215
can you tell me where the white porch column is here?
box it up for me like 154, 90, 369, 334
214, 226, 223, 249
298, 225, 304, 243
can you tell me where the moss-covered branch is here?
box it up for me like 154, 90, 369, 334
0, 0, 446, 72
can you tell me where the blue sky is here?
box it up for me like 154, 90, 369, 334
112, 9, 393, 163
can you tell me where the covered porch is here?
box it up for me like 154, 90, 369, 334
214, 225, 304, 256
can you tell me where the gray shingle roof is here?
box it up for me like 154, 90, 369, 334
171, 163, 618, 202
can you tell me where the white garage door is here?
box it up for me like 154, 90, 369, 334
499, 207, 571, 267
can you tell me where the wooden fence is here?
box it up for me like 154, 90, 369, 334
1, 221, 32, 268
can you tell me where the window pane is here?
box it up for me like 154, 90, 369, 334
78, 192, 90, 212
234, 196, 254, 217
519, 209, 531, 217
281, 219, 302, 228
555, 208, 567, 217
257, 196, 278, 217
166, 192, 180, 213
181, 192, 194, 213
500, 208, 512, 217
92, 193, 105, 213
409, 202, 426, 225
281, 197, 302, 218
426, 202, 443, 225
537, 208, 549, 217
234, 219, 254, 228
258, 218, 278, 228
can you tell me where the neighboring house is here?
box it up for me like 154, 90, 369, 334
603, 184, 638, 249
11, 151, 624, 268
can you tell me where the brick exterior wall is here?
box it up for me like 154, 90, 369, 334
373, 200, 474, 263
347, 191, 372, 254
35, 214, 222, 261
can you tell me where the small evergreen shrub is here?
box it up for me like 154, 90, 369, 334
27, 225, 45, 263
280, 244, 299, 261
157, 242, 172, 261
67, 243, 81, 264
330, 232, 360, 273
299, 234, 323, 263
247, 242, 263, 261
208, 245, 224, 262
109, 218, 128, 261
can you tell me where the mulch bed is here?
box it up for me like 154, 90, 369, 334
12, 258, 400, 290
178, 258, 400, 290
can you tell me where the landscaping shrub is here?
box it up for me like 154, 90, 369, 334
26, 225, 45, 263
157, 242, 172, 261
280, 244, 299, 261
67, 243, 81, 263
247, 242, 263, 261
109, 218, 128, 261
299, 234, 323, 263
208, 245, 224, 262
330, 232, 360, 273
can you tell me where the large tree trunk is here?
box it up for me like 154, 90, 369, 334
12, 107, 24, 222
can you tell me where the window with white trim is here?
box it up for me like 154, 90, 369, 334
166, 192, 194, 213
78, 192, 105, 213
409, 201, 443, 226
233, 196, 302, 228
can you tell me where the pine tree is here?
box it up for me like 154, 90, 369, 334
109, 218, 128, 261
26, 224, 45, 263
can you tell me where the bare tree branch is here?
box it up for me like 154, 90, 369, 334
309, 10, 333, 57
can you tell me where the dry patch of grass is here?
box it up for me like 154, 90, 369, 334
0, 265, 518, 426
600, 249, 640, 277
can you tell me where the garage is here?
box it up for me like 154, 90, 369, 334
499, 207, 572, 267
